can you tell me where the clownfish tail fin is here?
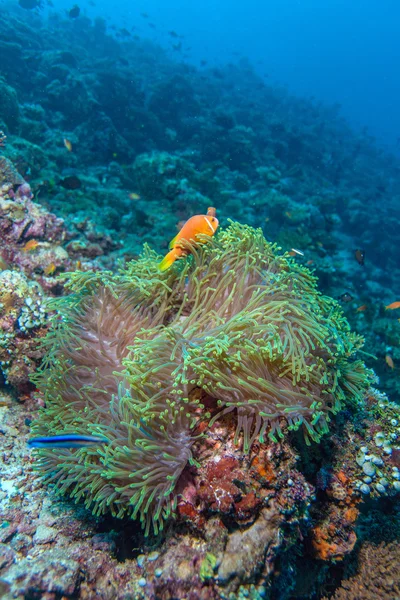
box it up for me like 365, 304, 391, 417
158, 250, 177, 272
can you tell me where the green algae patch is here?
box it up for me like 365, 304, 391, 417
199, 553, 218, 582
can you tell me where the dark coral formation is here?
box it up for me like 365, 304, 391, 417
31, 223, 371, 535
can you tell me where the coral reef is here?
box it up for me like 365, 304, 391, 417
303, 388, 400, 567
0, 3, 399, 596
0, 383, 313, 599
0, 340, 399, 598
323, 541, 400, 600
0, 155, 126, 394
2, 3, 398, 401
0, 162, 67, 285
0, 269, 48, 393
0, 5, 399, 404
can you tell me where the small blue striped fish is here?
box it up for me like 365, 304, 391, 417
27, 434, 109, 449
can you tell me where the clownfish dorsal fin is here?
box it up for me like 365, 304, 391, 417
169, 234, 179, 249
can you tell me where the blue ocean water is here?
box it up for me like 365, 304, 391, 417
49, 0, 400, 154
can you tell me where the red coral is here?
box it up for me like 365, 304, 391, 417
310, 467, 360, 561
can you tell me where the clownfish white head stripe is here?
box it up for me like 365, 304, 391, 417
204, 216, 217, 234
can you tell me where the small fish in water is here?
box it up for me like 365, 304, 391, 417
284, 211, 292, 219
306, 259, 315, 266
68, 4, 80, 18
60, 175, 82, 190
128, 192, 141, 200
27, 434, 109, 448
338, 292, 353, 303
356, 304, 368, 312
23, 240, 40, 253
169, 30, 179, 38
118, 28, 131, 37
288, 248, 304, 257
18, 0, 41, 9
354, 249, 365, 266
44, 262, 56, 276
63, 138, 72, 152
385, 301, 400, 310
385, 355, 394, 370
159, 207, 219, 272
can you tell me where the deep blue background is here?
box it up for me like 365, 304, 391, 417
54, 0, 400, 153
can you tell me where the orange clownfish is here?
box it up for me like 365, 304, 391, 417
158, 208, 219, 272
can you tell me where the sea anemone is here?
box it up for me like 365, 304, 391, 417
32, 222, 372, 533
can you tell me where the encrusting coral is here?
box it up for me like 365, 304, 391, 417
31, 222, 372, 534
322, 541, 400, 600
